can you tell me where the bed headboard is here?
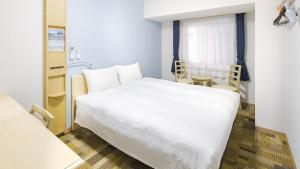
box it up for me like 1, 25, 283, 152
71, 74, 88, 130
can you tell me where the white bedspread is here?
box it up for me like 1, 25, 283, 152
75, 78, 240, 169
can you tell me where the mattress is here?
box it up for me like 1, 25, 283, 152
75, 78, 240, 169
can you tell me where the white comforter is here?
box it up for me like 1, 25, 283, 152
75, 78, 240, 169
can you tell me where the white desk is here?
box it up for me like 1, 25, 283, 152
0, 94, 84, 169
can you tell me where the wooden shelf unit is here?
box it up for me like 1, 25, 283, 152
44, 0, 67, 135
48, 92, 67, 98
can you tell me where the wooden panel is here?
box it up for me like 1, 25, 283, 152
47, 75, 66, 134
45, 0, 67, 135
48, 75, 65, 95
47, 0, 66, 27
48, 96, 66, 135
71, 75, 88, 130
48, 53, 66, 77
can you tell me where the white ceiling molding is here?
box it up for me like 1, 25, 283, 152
144, 0, 255, 22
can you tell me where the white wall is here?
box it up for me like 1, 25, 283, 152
241, 12, 255, 104
161, 22, 174, 82
285, 26, 300, 168
0, 0, 44, 110
255, 0, 286, 132
256, 0, 300, 166
284, 1, 300, 165
161, 12, 255, 104
144, 0, 254, 21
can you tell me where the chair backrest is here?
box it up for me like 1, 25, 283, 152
228, 65, 242, 92
30, 105, 55, 129
174, 61, 187, 81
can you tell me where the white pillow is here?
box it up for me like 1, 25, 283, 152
83, 67, 120, 94
116, 63, 143, 84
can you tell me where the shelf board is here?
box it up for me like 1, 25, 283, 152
48, 73, 66, 78
48, 92, 66, 98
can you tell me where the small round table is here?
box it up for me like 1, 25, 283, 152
191, 75, 213, 87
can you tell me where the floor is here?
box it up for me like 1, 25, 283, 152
60, 104, 296, 169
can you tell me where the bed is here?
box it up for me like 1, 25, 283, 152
71, 75, 240, 169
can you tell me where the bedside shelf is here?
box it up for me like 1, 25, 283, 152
48, 92, 66, 98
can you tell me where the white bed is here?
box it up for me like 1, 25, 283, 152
73, 77, 240, 169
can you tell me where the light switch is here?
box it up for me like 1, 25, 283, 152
76, 49, 81, 60
69, 46, 75, 61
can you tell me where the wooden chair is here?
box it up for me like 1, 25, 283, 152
212, 65, 242, 109
174, 61, 193, 84
212, 65, 242, 93
29, 104, 54, 129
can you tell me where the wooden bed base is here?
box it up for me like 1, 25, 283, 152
71, 74, 88, 130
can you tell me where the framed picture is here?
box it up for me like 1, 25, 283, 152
48, 28, 65, 52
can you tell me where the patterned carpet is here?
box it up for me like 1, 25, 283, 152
60, 104, 296, 169
220, 105, 295, 169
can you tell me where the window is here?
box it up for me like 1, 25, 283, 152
181, 15, 236, 81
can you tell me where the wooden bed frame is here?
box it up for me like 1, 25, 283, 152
71, 74, 88, 130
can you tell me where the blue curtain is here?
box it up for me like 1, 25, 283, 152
171, 20, 180, 73
236, 13, 250, 81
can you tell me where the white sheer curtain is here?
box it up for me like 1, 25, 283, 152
181, 15, 236, 83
